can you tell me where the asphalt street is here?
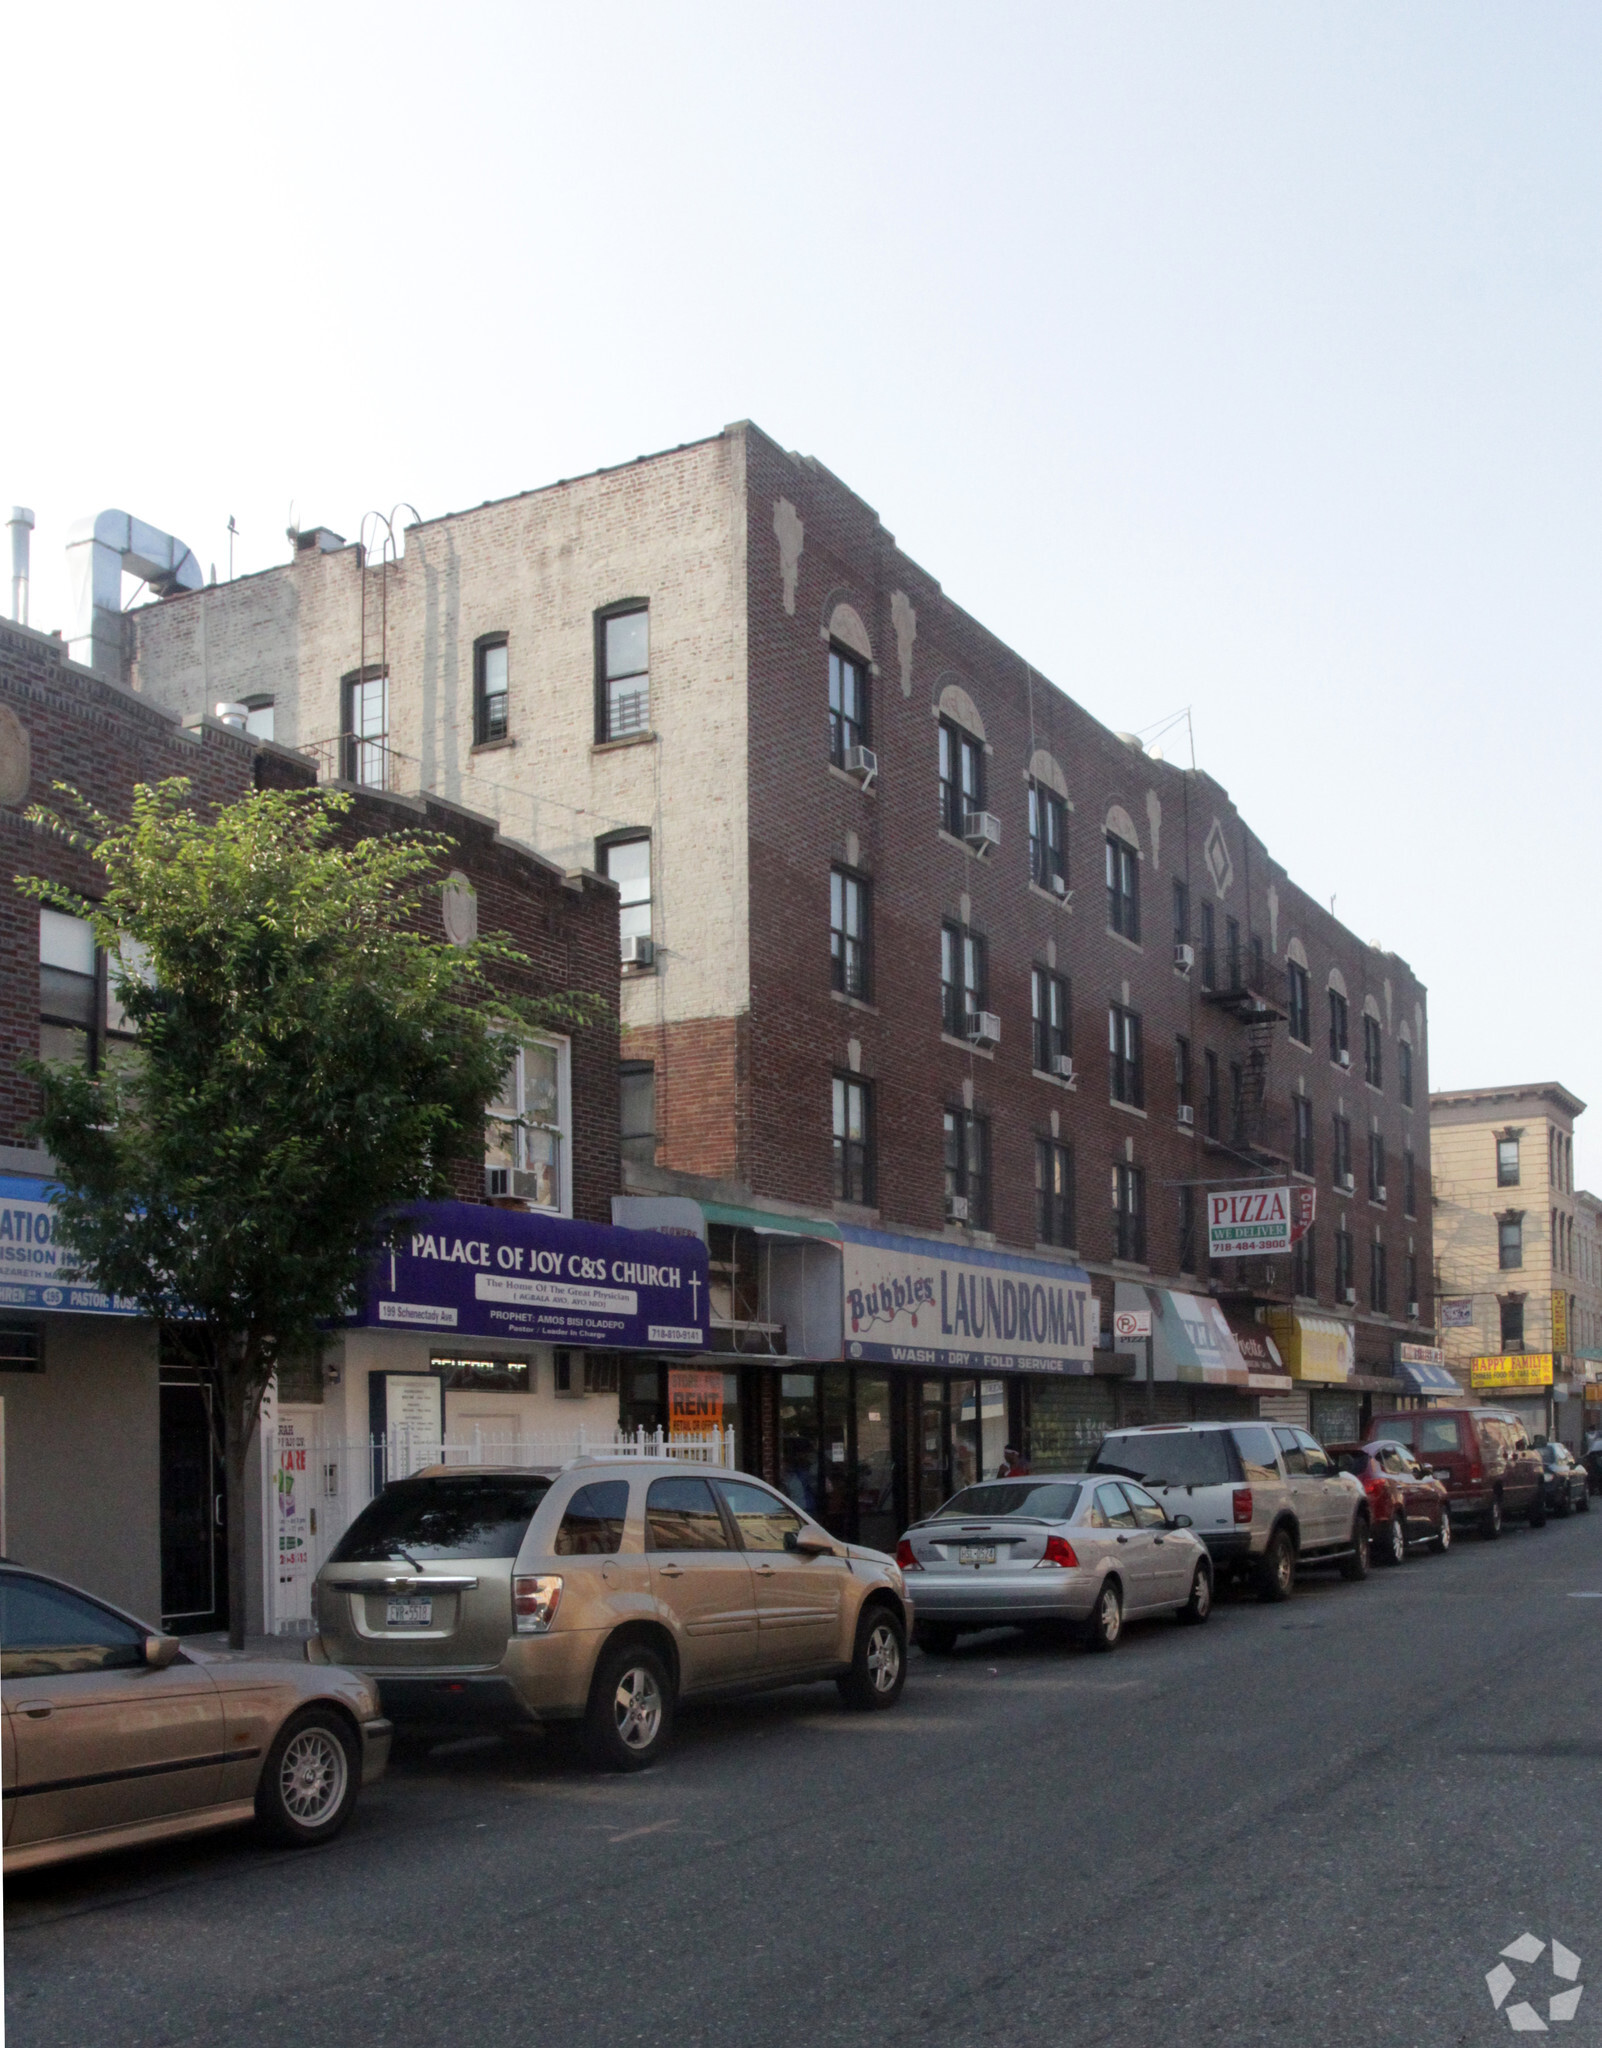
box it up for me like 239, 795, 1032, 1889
8, 1508, 1602, 2048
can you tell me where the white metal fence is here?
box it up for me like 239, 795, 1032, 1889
266, 1423, 736, 1635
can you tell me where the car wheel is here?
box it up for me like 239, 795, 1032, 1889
839, 1605, 907, 1710
1580, 1490, 1592, 1515
1528, 1491, 1547, 1530
1086, 1579, 1123, 1651
1257, 1528, 1295, 1603
255, 1707, 360, 1847
1177, 1561, 1212, 1625
1434, 1508, 1452, 1553
586, 1641, 674, 1772
1556, 1490, 1572, 1518
1483, 1493, 1504, 1540
1383, 1512, 1407, 1566
913, 1621, 959, 1657
1340, 1516, 1372, 1581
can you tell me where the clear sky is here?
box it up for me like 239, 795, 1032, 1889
7, 5, 1601, 1175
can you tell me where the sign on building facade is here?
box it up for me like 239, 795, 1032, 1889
1206, 1185, 1315, 1259
838, 1226, 1093, 1374
0, 1174, 141, 1316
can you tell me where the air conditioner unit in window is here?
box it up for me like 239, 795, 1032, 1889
1174, 944, 1195, 973
967, 1010, 1001, 1049
1177, 1103, 1195, 1127
1408, 1299, 1420, 1320
962, 809, 1001, 856
508, 1169, 554, 1204
1338, 1048, 1351, 1069
946, 1193, 969, 1223
1376, 1185, 1388, 1204
1340, 1171, 1355, 1192
843, 744, 878, 789
1052, 1054, 1077, 1085
1051, 873, 1068, 898
1343, 1285, 1358, 1305
621, 934, 655, 968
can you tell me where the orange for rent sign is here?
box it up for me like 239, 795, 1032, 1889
668, 1369, 724, 1435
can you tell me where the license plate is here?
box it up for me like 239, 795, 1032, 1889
958, 1545, 997, 1567
386, 1597, 433, 1627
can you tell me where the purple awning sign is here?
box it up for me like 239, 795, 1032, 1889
360, 1201, 709, 1352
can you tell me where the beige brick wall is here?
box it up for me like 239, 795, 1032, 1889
1431, 1104, 1571, 1366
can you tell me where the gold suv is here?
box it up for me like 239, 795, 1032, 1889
310, 1460, 911, 1769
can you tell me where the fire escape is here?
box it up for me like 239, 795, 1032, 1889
1202, 960, 1289, 1171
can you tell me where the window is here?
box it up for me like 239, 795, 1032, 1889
1204, 1049, 1220, 1139
1029, 783, 1067, 892
39, 910, 138, 1072
830, 869, 869, 1000
474, 638, 509, 745
1109, 1004, 1144, 1107
1500, 1297, 1524, 1350
1199, 903, 1216, 989
828, 646, 867, 767
1105, 836, 1140, 940
1229, 1061, 1244, 1143
719, 1480, 804, 1553
330, 1474, 550, 1563
1112, 1162, 1147, 1263
601, 837, 651, 958
1174, 1035, 1192, 1112
1399, 1038, 1413, 1107
1035, 1139, 1074, 1247
1404, 1148, 1417, 1218
1251, 934, 1265, 990
598, 606, 649, 741
1178, 1184, 1197, 1273
1335, 1227, 1354, 1299
0, 1576, 146, 1679
1172, 879, 1189, 948
1368, 1131, 1387, 1202
1225, 917, 1240, 990
1293, 1096, 1314, 1176
1405, 1251, 1418, 1312
941, 922, 986, 1037
645, 1475, 729, 1551
1287, 962, 1311, 1045
1293, 1223, 1316, 1298
485, 1037, 569, 1211
1363, 1013, 1383, 1089
1333, 1113, 1352, 1189
242, 693, 275, 741
944, 1109, 991, 1228
1499, 1215, 1524, 1270
0, 1322, 42, 1372
1497, 1135, 1520, 1187
939, 719, 984, 837
833, 1075, 874, 1205
342, 667, 390, 787
1032, 968, 1070, 1073
620, 1062, 656, 1168
1329, 988, 1349, 1065
554, 1482, 630, 1556
1369, 1239, 1388, 1314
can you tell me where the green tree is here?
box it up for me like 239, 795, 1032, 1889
18, 779, 605, 1647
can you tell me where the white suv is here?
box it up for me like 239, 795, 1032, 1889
1087, 1420, 1372, 1600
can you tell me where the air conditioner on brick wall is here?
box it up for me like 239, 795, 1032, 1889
1376, 1185, 1388, 1204
1343, 1286, 1358, 1305
1340, 1171, 1355, 1193
844, 745, 878, 789
1408, 1300, 1420, 1320
967, 1011, 1001, 1049
1338, 1048, 1351, 1069
1051, 873, 1068, 898
946, 1194, 969, 1223
1177, 1103, 1195, 1127
621, 934, 655, 968
1053, 1054, 1077, 1085
963, 809, 1001, 856
1174, 944, 1194, 973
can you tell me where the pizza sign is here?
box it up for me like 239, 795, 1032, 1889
1207, 1185, 1315, 1258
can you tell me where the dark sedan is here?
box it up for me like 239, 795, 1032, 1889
1539, 1442, 1591, 1517
1330, 1440, 1450, 1564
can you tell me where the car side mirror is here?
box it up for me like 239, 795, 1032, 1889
1169, 1513, 1193, 1529
787, 1528, 839, 1557
143, 1634, 181, 1670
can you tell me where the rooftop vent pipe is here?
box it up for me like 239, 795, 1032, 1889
9, 508, 33, 624
66, 510, 203, 675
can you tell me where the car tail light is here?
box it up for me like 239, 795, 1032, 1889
1233, 1487, 1253, 1524
513, 1575, 563, 1634
1363, 1476, 1390, 1509
1036, 1535, 1080, 1569
895, 1539, 922, 1571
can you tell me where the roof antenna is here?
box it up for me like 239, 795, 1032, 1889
227, 515, 239, 581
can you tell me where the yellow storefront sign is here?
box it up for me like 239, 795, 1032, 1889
1266, 1310, 1354, 1384
1470, 1353, 1555, 1390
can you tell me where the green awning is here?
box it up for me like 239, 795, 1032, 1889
700, 1203, 841, 1242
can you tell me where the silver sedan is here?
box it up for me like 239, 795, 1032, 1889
897, 1474, 1213, 1654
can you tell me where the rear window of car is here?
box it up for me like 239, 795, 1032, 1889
1091, 1431, 1233, 1488
1370, 1415, 1415, 1448
1418, 1416, 1463, 1455
553, 1480, 631, 1556
329, 1475, 553, 1562
932, 1482, 1082, 1521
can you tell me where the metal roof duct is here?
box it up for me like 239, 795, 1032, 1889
9, 508, 34, 624
66, 510, 203, 675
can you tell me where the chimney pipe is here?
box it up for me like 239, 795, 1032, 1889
65, 510, 203, 676
8, 508, 33, 625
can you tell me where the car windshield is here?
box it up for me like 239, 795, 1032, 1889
328, 1475, 553, 1562
1090, 1432, 1232, 1488
931, 1482, 1082, 1522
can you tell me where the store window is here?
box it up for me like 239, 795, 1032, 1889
485, 1037, 569, 1211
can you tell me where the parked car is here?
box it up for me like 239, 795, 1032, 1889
0, 1561, 389, 1874
1538, 1441, 1590, 1517
896, 1474, 1212, 1654
1329, 1440, 1451, 1562
310, 1462, 909, 1771
1363, 1407, 1545, 1538
1087, 1420, 1372, 1601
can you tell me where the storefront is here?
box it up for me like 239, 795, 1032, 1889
1470, 1351, 1554, 1443
1394, 1345, 1460, 1404
1114, 1283, 1290, 1422
1266, 1308, 1360, 1441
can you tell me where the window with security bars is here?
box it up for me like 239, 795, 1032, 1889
1106, 836, 1139, 940
1108, 1004, 1143, 1107
833, 1076, 874, 1205
944, 1109, 990, 1228
597, 607, 649, 741
1112, 1162, 1146, 1263
1032, 968, 1070, 1073
942, 922, 987, 1037
1035, 1139, 1073, 1247
939, 720, 984, 837
1029, 784, 1067, 892
830, 870, 869, 999
829, 647, 866, 767
1293, 1096, 1314, 1176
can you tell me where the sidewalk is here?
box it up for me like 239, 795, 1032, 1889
185, 1630, 314, 1663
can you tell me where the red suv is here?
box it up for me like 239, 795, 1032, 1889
1363, 1407, 1545, 1540
1329, 1441, 1451, 1563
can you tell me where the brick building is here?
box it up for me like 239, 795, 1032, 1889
1, 614, 628, 1630
124, 421, 1437, 1544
